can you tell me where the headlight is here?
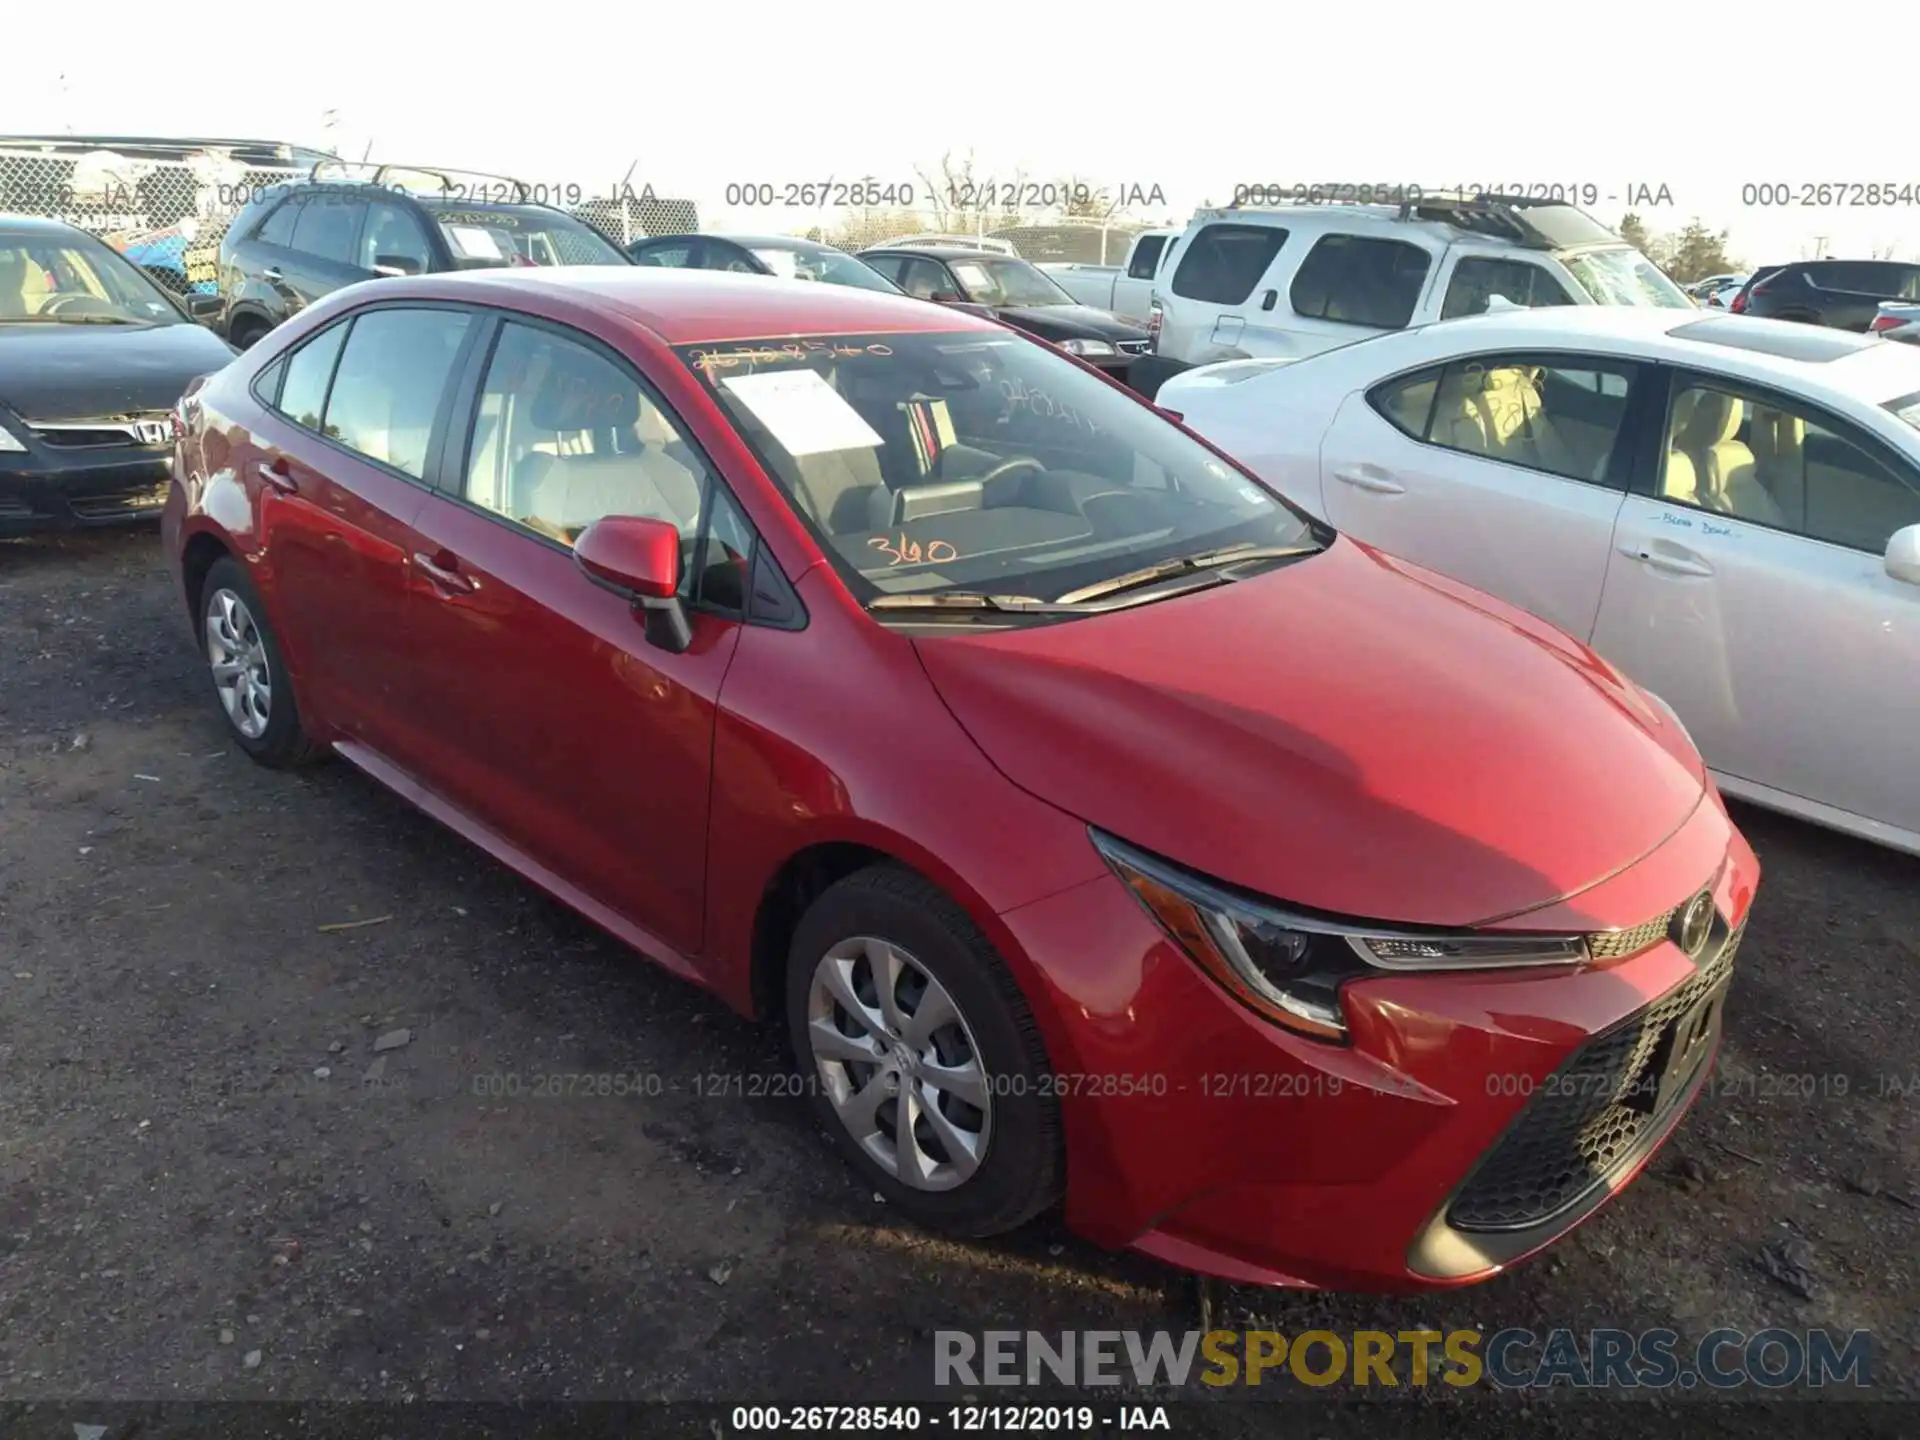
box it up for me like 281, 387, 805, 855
1058, 337, 1117, 357
0, 421, 26, 453
1092, 830, 1588, 1042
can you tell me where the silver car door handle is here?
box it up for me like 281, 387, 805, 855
1333, 470, 1405, 494
262, 266, 283, 281
1625, 547, 1714, 578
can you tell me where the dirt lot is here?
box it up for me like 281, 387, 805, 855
1, 527, 1915, 1431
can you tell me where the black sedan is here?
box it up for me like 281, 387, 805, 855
627, 233, 904, 293
856, 245, 1152, 374
1, 215, 236, 533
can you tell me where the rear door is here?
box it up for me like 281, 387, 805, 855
1277, 233, 1437, 359
281, 191, 374, 312
1591, 368, 1920, 836
1318, 349, 1643, 640
1108, 233, 1170, 321
245, 303, 479, 757
1156, 222, 1290, 364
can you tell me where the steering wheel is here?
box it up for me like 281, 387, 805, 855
39, 294, 121, 318
977, 456, 1045, 489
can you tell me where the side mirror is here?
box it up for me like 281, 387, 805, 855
1887, 524, 1920, 586
573, 515, 693, 652
372, 254, 424, 277
185, 293, 223, 321
929, 290, 964, 304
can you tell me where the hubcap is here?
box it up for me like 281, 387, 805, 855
205, 587, 272, 739
806, 936, 992, 1191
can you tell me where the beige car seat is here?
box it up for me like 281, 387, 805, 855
1477, 367, 1577, 476
0, 249, 52, 318
1673, 390, 1782, 525
1432, 366, 1495, 456
1749, 406, 1806, 522
518, 372, 703, 539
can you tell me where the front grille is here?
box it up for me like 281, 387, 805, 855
68, 483, 170, 518
1588, 904, 1680, 960
1447, 920, 1744, 1232
27, 417, 171, 449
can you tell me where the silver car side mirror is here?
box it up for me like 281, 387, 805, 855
1887, 524, 1920, 585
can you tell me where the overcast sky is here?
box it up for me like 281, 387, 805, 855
5, 2, 1918, 264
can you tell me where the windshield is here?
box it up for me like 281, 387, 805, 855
679, 330, 1318, 603
753, 246, 902, 293
948, 256, 1075, 307
1560, 247, 1693, 309
419, 205, 628, 268
0, 234, 185, 324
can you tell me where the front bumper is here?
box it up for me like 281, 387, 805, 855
997, 793, 1760, 1291
0, 450, 173, 534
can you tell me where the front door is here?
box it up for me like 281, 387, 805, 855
1590, 370, 1920, 838
401, 315, 751, 954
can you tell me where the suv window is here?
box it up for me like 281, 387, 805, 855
358, 200, 433, 275
1659, 380, 1920, 550
897, 258, 953, 300
1126, 235, 1168, 280
1374, 356, 1635, 484
862, 254, 906, 284
321, 308, 472, 477
1170, 224, 1287, 305
1290, 235, 1431, 329
289, 193, 364, 265
253, 198, 299, 249
633, 240, 693, 267
461, 321, 722, 591
1441, 257, 1576, 319
1809, 261, 1920, 298
274, 320, 349, 432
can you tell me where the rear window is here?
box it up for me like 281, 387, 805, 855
1889, 391, 1920, 434
1289, 235, 1431, 329
1170, 224, 1287, 305
1126, 234, 1168, 280
1806, 261, 1920, 298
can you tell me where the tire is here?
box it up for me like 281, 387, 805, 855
198, 556, 324, 769
786, 864, 1064, 1237
228, 315, 271, 350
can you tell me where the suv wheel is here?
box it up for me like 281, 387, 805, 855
228, 315, 272, 350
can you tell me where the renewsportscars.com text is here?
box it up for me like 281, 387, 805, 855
934, 1328, 1873, 1390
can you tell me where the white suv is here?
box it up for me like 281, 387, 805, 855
1150, 193, 1692, 367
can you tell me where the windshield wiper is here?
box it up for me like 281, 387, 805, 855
867, 591, 1084, 615
50, 314, 141, 325
1052, 543, 1320, 606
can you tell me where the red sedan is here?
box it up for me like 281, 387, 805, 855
162, 269, 1759, 1291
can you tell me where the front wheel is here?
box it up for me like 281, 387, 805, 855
787, 865, 1064, 1236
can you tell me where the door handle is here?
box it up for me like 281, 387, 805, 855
413, 552, 478, 594
1624, 547, 1714, 578
1333, 469, 1405, 494
262, 267, 283, 282
1259, 289, 1278, 311
254, 459, 297, 495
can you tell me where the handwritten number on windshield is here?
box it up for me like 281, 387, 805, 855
868, 534, 958, 566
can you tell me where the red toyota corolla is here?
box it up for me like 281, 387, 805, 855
163, 269, 1758, 1291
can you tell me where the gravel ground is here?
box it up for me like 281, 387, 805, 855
1, 527, 1915, 1433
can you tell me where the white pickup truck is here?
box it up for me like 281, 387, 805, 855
1040, 229, 1178, 323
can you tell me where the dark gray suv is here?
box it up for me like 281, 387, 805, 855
215, 166, 631, 348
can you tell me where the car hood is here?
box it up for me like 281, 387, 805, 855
0, 322, 236, 421
992, 303, 1149, 342
911, 538, 1706, 928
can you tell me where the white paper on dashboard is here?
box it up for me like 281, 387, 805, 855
721, 369, 885, 457
446, 225, 504, 259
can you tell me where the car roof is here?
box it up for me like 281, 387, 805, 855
862, 245, 1009, 262
363, 268, 999, 346
638, 233, 840, 253
0, 212, 89, 238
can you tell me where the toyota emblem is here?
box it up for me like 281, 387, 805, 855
1671, 890, 1716, 960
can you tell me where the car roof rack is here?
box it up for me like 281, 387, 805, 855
307, 160, 534, 205
875, 233, 1018, 255
1201, 189, 1619, 251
